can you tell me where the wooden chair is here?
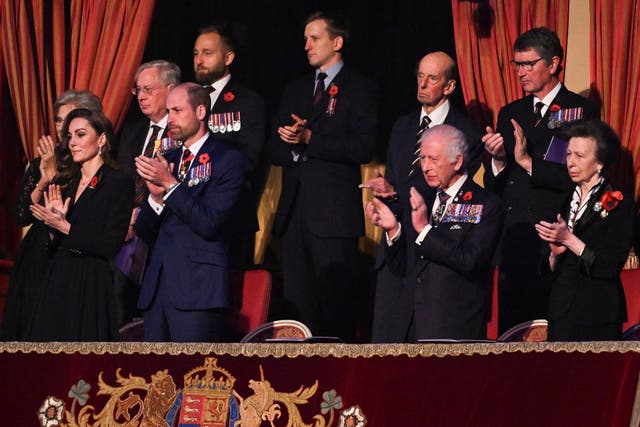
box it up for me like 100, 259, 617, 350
226, 269, 272, 341
497, 319, 548, 342
240, 319, 312, 343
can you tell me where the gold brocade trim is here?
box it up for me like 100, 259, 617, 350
2, 341, 640, 357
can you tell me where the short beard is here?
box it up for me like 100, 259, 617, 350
195, 68, 224, 85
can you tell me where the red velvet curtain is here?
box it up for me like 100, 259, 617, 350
451, 0, 570, 129
1, 0, 155, 160
591, 0, 640, 198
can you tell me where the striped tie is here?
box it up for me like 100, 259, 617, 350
134, 125, 162, 206
409, 116, 431, 176
179, 148, 194, 180
313, 72, 327, 105
533, 101, 545, 127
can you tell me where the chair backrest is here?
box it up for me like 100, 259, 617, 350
497, 319, 548, 342
240, 319, 312, 343
0, 259, 14, 325
486, 265, 499, 340
226, 269, 272, 339
621, 268, 640, 332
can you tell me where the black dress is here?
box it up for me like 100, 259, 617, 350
29, 164, 134, 341
1, 158, 63, 341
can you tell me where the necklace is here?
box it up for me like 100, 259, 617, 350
78, 162, 103, 188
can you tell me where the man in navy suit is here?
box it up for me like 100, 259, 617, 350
269, 11, 378, 341
361, 51, 483, 342
194, 23, 267, 268
135, 82, 245, 342
114, 60, 181, 327
366, 124, 503, 340
482, 27, 598, 333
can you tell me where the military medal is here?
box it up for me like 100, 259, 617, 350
208, 114, 219, 133
233, 111, 241, 131
226, 112, 233, 132
187, 160, 212, 187
219, 113, 226, 133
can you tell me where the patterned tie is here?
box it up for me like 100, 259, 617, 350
134, 124, 162, 206
313, 72, 327, 105
431, 190, 450, 224
408, 116, 431, 177
179, 148, 194, 180
533, 101, 545, 127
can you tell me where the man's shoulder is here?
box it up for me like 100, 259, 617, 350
222, 79, 264, 102
553, 86, 596, 111
445, 106, 480, 132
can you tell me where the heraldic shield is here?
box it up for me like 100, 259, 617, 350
178, 358, 236, 426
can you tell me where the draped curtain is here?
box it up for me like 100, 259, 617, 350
591, 0, 640, 198
1, 0, 155, 160
450, 0, 570, 130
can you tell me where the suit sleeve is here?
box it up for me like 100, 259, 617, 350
268, 84, 302, 168
62, 172, 134, 258
164, 150, 245, 239
482, 108, 510, 196
417, 196, 504, 275
235, 91, 267, 172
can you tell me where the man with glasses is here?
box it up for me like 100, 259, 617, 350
115, 60, 181, 330
482, 27, 597, 334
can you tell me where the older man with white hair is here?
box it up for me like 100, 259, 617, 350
366, 124, 504, 340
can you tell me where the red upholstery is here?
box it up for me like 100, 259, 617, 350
226, 269, 272, 339
621, 268, 640, 333
486, 266, 499, 340
0, 259, 14, 325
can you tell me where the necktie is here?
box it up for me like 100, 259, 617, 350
408, 116, 431, 176
431, 190, 450, 224
533, 101, 545, 127
134, 125, 162, 206
179, 148, 194, 180
313, 72, 327, 105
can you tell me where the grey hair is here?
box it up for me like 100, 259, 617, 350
134, 60, 181, 86
54, 90, 102, 115
421, 124, 468, 167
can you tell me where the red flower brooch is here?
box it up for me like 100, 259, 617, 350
199, 153, 210, 164
594, 190, 623, 218
89, 175, 99, 189
328, 84, 339, 96
223, 91, 235, 102
549, 104, 561, 112
462, 191, 472, 201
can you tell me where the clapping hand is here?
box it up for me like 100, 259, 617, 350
409, 186, 429, 232
277, 113, 310, 145
511, 119, 532, 173
535, 213, 570, 256
30, 184, 71, 234
365, 197, 399, 237
359, 169, 396, 198
37, 135, 57, 184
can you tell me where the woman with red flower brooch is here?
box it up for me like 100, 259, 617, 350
535, 120, 635, 341
28, 108, 134, 341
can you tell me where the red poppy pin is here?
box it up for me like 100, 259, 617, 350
89, 175, 99, 189
595, 190, 623, 218
549, 104, 561, 112
223, 91, 235, 102
199, 153, 210, 164
462, 191, 472, 201
328, 85, 339, 96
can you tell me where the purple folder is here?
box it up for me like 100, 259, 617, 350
543, 135, 568, 164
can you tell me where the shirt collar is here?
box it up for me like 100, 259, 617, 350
421, 99, 450, 126
208, 74, 232, 106
534, 81, 563, 111
442, 172, 468, 199
183, 132, 209, 157
316, 60, 344, 87
150, 114, 168, 129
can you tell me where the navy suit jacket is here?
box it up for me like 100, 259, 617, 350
269, 65, 378, 238
386, 178, 504, 340
208, 78, 267, 234
135, 133, 245, 310
484, 85, 598, 267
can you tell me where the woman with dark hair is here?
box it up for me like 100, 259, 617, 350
29, 108, 134, 341
1, 90, 102, 340
535, 119, 635, 341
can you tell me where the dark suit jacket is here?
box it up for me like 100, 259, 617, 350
386, 178, 504, 340
543, 181, 634, 331
371, 106, 483, 342
117, 118, 169, 183
484, 85, 598, 267
208, 78, 267, 234
135, 133, 245, 311
269, 65, 378, 237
